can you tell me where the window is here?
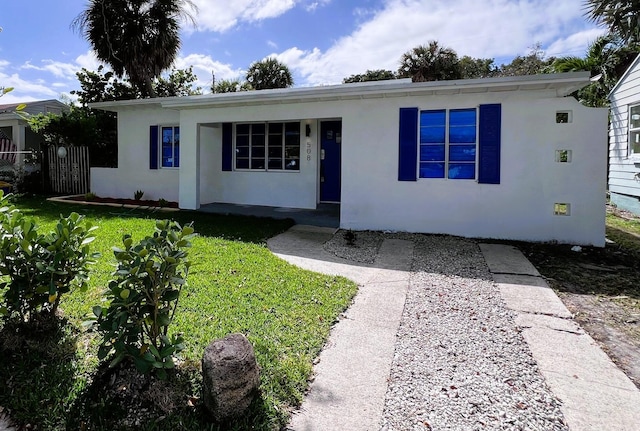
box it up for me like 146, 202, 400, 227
235, 122, 300, 171
556, 111, 572, 123
419, 108, 476, 179
161, 126, 180, 168
629, 105, 640, 156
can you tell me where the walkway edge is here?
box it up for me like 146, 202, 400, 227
480, 243, 640, 431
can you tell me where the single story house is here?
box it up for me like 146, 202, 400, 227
0, 99, 69, 154
608, 54, 640, 215
91, 72, 608, 246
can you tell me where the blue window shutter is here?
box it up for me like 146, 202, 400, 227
222, 122, 233, 171
149, 125, 158, 170
398, 107, 418, 181
478, 104, 501, 184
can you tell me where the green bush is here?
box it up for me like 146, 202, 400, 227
0, 193, 99, 320
93, 220, 194, 379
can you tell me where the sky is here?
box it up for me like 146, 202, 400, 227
0, 0, 606, 104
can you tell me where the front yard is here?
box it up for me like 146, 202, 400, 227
0, 196, 358, 430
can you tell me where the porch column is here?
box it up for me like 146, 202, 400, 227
179, 120, 200, 209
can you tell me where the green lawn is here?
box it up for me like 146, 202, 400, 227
0, 196, 358, 430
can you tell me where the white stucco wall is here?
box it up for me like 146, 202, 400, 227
337, 93, 607, 246
91, 107, 180, 202
94, 84, 607, 246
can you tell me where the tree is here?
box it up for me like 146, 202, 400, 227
585, 0, 640, 44
458, 56, 496, 79
552, 35, 639, 106
72, 0, 195, 97
245, 57, 293, 90
343, 69, 396, 83
495, 44, 555, 76
155, 66, 202, 97
212, 79, 251, 93
397, 41, 461, 82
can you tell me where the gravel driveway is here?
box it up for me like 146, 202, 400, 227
380, 235, 567, 430
326, 232, 568, 430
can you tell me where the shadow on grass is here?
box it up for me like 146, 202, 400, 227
0, 315, 83, 430
65, 359, 280, 431
515, 232, 640, 300
11, 194, 294, 244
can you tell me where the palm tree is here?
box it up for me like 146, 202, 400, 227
73, 0, 195, 98
552, 35, 638, 106
585, 0, 640, 44
397, 41, 461, 82
245, 58, 294, 90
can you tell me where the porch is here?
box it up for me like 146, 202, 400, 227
198, 202, 340, 228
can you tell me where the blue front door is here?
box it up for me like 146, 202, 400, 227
320, 121, 341, 202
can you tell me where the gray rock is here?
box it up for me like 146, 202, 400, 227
201, 333, 260, 422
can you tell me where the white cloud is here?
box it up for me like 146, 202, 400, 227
274, 0, 603, 85
190, 0, 297, 32
21, 60, 78, 80
75, 51, 102, 71
546, 28, 608, 58
305, 0, 331, 12
174, 53, 245, 90
0, 71, 58, 101
267, 40, 278, 49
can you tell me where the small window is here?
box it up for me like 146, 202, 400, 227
629, 105, 640, 156
161, 126, 180, 168
554, 203, 571, 216
555, 150, 572, 163
556, 111, 572, 123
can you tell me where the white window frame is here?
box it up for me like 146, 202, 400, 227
160, 125, 180, 169
418, 107, 478, 180
234, 122, 301, 172
628, 104, 640, 158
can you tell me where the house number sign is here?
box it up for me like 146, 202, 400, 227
306, 141, 312, 161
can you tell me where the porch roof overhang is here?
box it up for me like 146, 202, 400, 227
90, 72, 592, 112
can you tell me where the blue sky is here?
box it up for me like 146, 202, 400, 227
0, 0, 605, 103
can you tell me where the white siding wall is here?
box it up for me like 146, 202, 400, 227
91, 107, 180, 202
609, 58, 640, 213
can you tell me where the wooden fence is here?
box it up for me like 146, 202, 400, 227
47, 146, 90, 195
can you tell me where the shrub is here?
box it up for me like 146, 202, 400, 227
158, 198, 168, 207
84, 192, 96, 201
134, 190, 144, 201
93, 220, 194, 379
0, 192, 99, 320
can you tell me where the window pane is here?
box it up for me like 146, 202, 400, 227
285, 159, 299, 170
173, 127, 179, 167
236, 135, 249, 147
630, 105, 640, 129
237, 124, 250, 135
449, 125, 476, 143
236, 158, 249, 169
251, 158, 265, 169
252, 134, 265, 148
631, 130, 640, 154
420, 126, 445, 143
252, 146, 265, 158
449, 109, 476, 126
268, 158, 283, 170
285, 122, 300, 135
420, 110, 446, 144
420, 144, 445, 161
449, 144, 476, 161
269, 123, 283, 134
252, 123, 265, 135
419, 162, 445, 178
161, 127, 174, 167
449, 163, 475, 179
235, 146, 249, 158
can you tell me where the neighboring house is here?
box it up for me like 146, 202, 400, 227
91, 72, 608, 246
608, 54, 640, 215
0, 99, 69, 153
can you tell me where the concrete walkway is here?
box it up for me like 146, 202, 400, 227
480, 244, 640, 431
268, 225, 413, 431
268, 226, 640, 430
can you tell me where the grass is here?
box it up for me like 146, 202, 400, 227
0, 195, 358, 430
518, 207, 640, 304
